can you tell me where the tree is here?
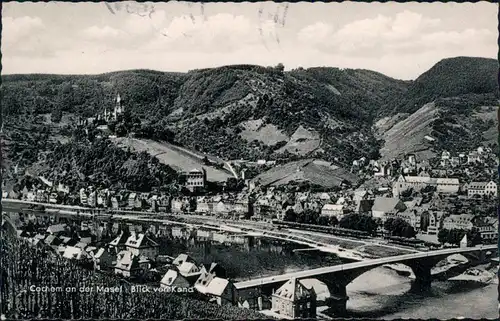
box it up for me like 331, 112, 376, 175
275, 63, 285, 73
283, 208, 296, 222
438, 229, 449, 244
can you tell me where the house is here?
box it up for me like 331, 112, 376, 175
49, 192, 58, 204
321, 204, 346, 219
392, 175, 460, 197
44, 235, 62, 247
392, 210, 421, 230
374, 162, 392, 177
109, 231, 130, 253
63, 246, 90, 261
88, 191, 97, 208
371, 197, 407, 220
472, 217, 498, 242
271, 277, 317, 319
46, 224, 67, 235
177, 261, 203, 284
466, 181, 497, 198
157, 195, 171, 212
186, 168, 207, 191
356, 199, 374, 215
173, 253, 197, 267
353, 190, 368, 202
111, 196, 120, 209
424, 211, 442, 235
196, 229, 213, 241
125, 232, 159, 260
203, 262, 227, 278
171, 198, 186, 213
114, 250, 149, 278
467, 151, 481, 164
128, 193, 138, 209
74, 242, 88, 250
196, 201, 213, 214
197, 277, 236, 306
443, 214, 474, 231
92, 247, 114, 270
161, 269, 191, 288
172, 227, 190, 239
79, 188, 88, 206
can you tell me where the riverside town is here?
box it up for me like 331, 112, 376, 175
1, 1, 498, 320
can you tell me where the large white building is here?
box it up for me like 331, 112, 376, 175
392, 175, 460, 197
442, 214, 474, 231
466, 181, 497, 198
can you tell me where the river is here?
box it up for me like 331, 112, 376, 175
347, 267, 497, 319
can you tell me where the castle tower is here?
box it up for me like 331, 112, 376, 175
116, 94, 122, 114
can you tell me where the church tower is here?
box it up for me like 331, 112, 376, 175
116, 94, 122, 114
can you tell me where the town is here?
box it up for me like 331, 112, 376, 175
2, 95, 498, 319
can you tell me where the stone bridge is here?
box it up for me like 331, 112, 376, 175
234, 245, 497, 315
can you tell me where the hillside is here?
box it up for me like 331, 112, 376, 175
376, 56, 498, 159
2, 57, 498, 178
111, 137, 233, 182
382, 57, 498, 116
2, 64, 406, 167
251, 159, 358, 189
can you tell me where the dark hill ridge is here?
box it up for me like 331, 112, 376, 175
2, 56, 498, 170
383, 56, 498, 116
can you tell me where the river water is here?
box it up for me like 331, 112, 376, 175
166, 228, 498, 319
346, 267, 497, 319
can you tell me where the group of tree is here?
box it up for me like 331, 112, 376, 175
437, 228, 482, 246
383, 217, 417, 238
283, 208, 339, 227
41, 138, 179, 193
339, 213, 378, 236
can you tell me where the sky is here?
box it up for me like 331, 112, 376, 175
2, 1, 497, 80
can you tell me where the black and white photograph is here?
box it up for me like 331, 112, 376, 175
0, 1, 498, 320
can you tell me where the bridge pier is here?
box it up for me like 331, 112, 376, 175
407, 261, 433, 293
320, 279, 349, 316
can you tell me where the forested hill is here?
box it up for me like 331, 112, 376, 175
2, 56, 498, 169
380, 56, 499, 116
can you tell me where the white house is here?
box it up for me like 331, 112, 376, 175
443, 214, 474, 231
466, 181, 497, 198
125, 232, 159, 260
320, 204, 346, 219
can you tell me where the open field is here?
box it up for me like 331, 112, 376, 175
111, 137, 233, 182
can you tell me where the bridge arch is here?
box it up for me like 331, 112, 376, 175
315, 248, 492, 315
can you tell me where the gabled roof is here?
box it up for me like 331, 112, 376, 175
204, 277, 230, 296
161, 269, 188, 286
47, 224, 66, 234
115, 250, 140, 271
468, 181, 496, 189
125, 233, 158, 249
173, 253, 196, 266
44, 235, 61, 245
109, 231, 129, 247
63, 246, 89, 260
273, 277, 315, 301
372, 197, 405, 213
178, 261, 200, 276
